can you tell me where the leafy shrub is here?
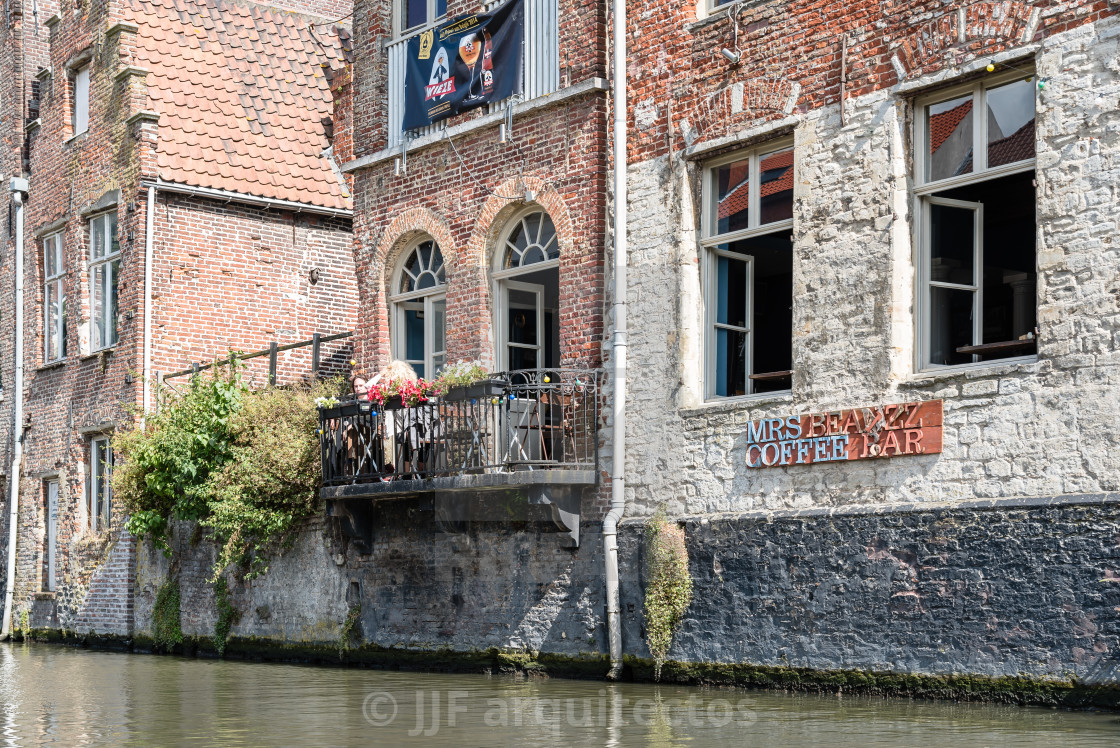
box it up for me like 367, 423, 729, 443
114, 368, 247, 551
113, 364, 341, 580
643, 512, 693, 681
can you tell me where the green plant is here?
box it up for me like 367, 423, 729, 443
151, 577, 184, 653
643, 511, 693, 681
205, 379, 337, 578
113, 362, 341, 580
18, 609, 29, 640
212, 576, 240, 657
338, 604, 362, 660
431, 361, 489, 392
113, 365, 248, 552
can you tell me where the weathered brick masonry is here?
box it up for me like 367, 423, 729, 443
5, 0, 357, 634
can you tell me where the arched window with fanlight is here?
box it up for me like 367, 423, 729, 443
492, 209, 560, 371
391, 239, 446, 378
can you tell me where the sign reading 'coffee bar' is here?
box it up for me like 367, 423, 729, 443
745, 400, 943, 468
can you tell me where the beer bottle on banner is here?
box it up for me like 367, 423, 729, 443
482, 30, 494, 95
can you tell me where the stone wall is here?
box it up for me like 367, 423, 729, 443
623, 14, 1120, 517
619, 493, 1120, 685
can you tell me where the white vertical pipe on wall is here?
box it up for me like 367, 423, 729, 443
142, 186, 156, 415
2, 178, 28, 640
602, 0, 627, 679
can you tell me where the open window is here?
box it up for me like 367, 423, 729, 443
391, 239, 447, 378
493, 209, 560, 372
701, 141, 794, 399
915, 74, 1037, 368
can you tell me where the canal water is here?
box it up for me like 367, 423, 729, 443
2, 644, 1117, 746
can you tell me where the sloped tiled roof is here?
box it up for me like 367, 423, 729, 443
126, 0, 351, 211
929, 99, 972, 156
987, 118, 1035, 166
717, 150, 793, 221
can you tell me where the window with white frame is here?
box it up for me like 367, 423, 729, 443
391, 239, 447, 378
494, 209, 560, 372
397, 0, 446, 36
43, 232, 67, 362
701, 142, 795, 399
915, 73, 1037, 369
89, 436, 113, 532
72, 64, 89, 136
89, 212, 120, 351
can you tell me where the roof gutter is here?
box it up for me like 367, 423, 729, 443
141, 179, 353, 219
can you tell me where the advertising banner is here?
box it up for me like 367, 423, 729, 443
403, 0, 524, 131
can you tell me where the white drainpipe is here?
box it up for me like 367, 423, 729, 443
142, 185, 156, 415
603, 0, 627, 679
2, 178, 28, 640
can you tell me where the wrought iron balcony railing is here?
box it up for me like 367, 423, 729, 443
319, 369, 602, 488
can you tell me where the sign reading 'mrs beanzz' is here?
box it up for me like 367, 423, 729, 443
745, 400, 943, 468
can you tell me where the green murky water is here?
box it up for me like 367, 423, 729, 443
1, 644, 1117, 746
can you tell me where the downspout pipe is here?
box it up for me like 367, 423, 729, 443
603, 0, 627, 679
142, 185, 155, 416
2, 178, 28, 640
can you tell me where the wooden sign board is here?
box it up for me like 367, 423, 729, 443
745, 400, 943, 469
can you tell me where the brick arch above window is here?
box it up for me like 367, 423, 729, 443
372, 207, 458, 295
463, 176, 576, 272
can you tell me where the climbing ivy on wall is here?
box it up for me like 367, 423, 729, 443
151, 577, 184, 652
643, 512, 694, 681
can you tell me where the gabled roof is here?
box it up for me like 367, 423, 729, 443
929, 99, 972, 155
126, 0, 352, 211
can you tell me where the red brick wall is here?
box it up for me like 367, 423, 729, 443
9, 0, 357, 627
625, 0, 1118, 163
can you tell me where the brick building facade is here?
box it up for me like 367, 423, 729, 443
3, 0, 358, 634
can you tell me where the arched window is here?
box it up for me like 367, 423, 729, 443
493, 209, 560, 371
391, 239, 446, 378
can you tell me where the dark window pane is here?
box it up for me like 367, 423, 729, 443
714, 328, 747, 398
436, 0, 446, 18
929, 286, 975, 366
509, 346, 538, 371
715, 255, 747, 328
929, 203, 976, 286
986, 79, 1035, 168
926, 94, 974, 181
745, 232, 793, 390
404, 307, 425, 362
758, 147, 793, 225
714, 157, 750, 235
405, 0, 426, 29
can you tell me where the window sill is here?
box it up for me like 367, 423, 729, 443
686, 0, 774, 34
37, 359, 67, 371
680, 390, 793, 418
342, 77, 609, 173
64, 130, 88, 145
80, 347, 116, 361
899, 356, 1039, 387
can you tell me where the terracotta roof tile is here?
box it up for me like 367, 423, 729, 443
929, 99, 972, 156
126, 0, 350, 211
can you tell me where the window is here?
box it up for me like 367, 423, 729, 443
89, 437, 113, 532
43, 232, 67, 362
915, 74, 1037, 368
701, 142, 794, 399
44, 480, 58, 592
89, 212, 120, 350
72, 64, 89, 136
399, 0, 446, 35
391, 239, 446, 378
494, 209, 560, 371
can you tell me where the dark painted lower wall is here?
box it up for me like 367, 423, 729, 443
24, 492, 1120, 699
619, 494, 1120, 685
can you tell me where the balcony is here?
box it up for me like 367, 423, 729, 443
319, 369, 601, 547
